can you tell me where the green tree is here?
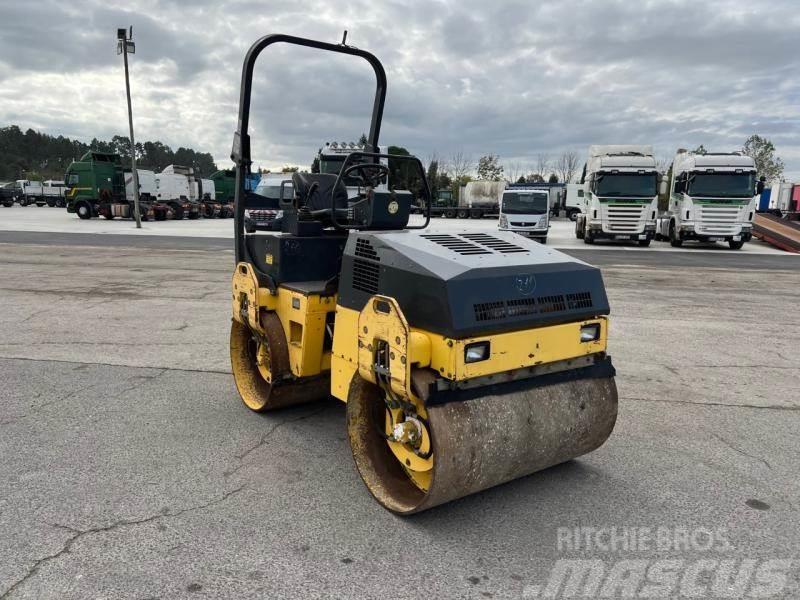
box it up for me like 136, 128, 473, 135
693, 144, 707, 155
477, 154, 504, 181
742, 135, 784, 182
426, 159, 439, 196
516, 176, 526, 184
548, 173, 558, 183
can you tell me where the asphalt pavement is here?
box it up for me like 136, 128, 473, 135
0, 230, 798, 599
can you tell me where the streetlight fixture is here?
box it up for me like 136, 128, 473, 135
117, 27, 141, 228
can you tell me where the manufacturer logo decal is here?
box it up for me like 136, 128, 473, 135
387, 200, 399, 215
515, 275, 536, 296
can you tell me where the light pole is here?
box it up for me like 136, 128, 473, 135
117, 27, 141, 228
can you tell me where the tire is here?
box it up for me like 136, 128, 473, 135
2, 200, 12, 208
669, 222, 682, 247
19, 197, 29, 207
444, 209, 456, 218
103, 212, 114, 220
584, 233, 595, 244
46, 198, 56, 208
638, 239, 651, 247
457, 209, 469, 219
76, 202, 92, 220
568, 210, 578, 222
539, 237, 547, 245
729, 240, 744, 250
471, 210, 484, 219
57, 199, 66, 208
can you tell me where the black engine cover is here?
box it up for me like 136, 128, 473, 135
338, 229, 610, 338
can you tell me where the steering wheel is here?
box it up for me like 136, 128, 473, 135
343, 162, 390, 188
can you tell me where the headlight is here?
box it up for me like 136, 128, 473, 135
464, 341, 490, 363
580, 324, 600, 342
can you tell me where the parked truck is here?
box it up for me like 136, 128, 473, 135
16, 180, 45, 206
458, 180, 505, 218
124, 169, 173, 220
655, 150, 756, 250
575, 145, 659, 246
1, 182, 19, 206
156, 165, 200, 219
498, 184, 550, 243
564, 183, 584, 221
65, 151, 165, 220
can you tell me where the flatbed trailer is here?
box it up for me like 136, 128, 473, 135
753, 213, 800, 253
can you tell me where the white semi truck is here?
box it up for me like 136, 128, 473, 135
575, 145, 659, 246
656, 150, 756, 250
156, 165, 200, 219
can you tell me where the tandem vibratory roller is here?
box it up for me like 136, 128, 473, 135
227, 33, 618, 514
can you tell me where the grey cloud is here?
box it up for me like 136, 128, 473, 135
0, 0, 798, 178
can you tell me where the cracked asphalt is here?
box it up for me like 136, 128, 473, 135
0, 234, 799, 599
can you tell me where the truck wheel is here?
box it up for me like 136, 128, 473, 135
2, 200, 12, 208
19, 197, 29, 207
568, 210, 578, 222
103, 212, 115, 220
46, 198, 56, 207
638, 239, 651, 247
56, 199, 65, 208
669, 222, 682, 247
576, 221, 585, 240
539, 237, 547, 245
457, 209, 469, 219
444, 209, 456, 218
729, 240, 744, 250
76, 202, 92, 220
471, 210, 484, 219
584, 233, 595, 244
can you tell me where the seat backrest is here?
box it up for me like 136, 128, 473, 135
292, 173, 348, 211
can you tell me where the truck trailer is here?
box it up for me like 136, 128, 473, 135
655, 150, 756, 249
156, 165, 200, 219
575, 145, 659, 246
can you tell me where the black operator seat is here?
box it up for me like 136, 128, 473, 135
292, 172, 349, 211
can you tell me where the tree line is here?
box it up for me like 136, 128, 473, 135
0, 125, 218, 182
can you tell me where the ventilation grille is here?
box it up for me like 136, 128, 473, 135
421, 232, 530, 255
473, 292, 592, 322
354, 238, 380, 261
421, 234, 490, 255
566, 292, 592, 309
461, 232, 528, 253
474, 301, 506, 322
352, 259, 380, 294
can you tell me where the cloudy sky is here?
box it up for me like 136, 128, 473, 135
1, 0, 798, 179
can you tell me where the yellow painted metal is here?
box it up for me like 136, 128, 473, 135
231, 262, 335, 378
273, 288, 335, 377
421, 318, 608, 381
385, 399, 433, 491
331, 306, 360, 402
357, 296, 412, 398
331, 303, 609, 398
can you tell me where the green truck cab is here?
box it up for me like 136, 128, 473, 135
64, 151, 126, 219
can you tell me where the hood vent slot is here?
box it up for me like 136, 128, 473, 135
474, 292, 592, 322
421, 234, 491, 255
461, 232, 528, 253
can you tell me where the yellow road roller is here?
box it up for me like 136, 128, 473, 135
229, 33, 618, 514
